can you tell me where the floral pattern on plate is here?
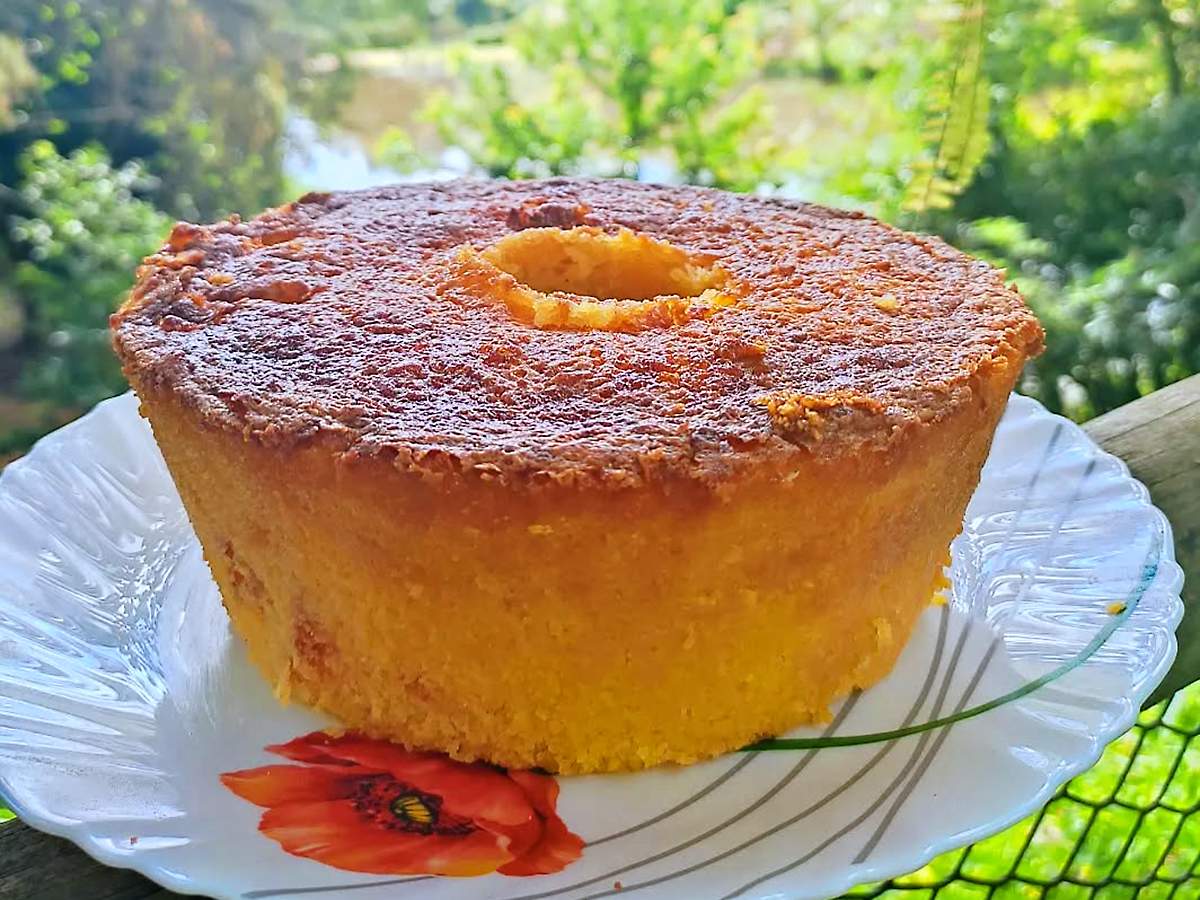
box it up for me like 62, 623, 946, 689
221, 731, 583, 878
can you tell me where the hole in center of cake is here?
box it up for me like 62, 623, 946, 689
483, 226, 724, 301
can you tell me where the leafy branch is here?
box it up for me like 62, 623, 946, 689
903, 0, 991, 212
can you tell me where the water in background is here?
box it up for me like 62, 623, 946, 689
283, 114, 470, 190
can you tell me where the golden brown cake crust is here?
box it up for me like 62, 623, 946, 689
111, 178, 1043, 489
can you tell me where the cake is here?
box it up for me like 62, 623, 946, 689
111, 179, 1043, 774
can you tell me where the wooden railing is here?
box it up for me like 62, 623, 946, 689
1084, 374, 1199, 703
2, 374, 1197, 899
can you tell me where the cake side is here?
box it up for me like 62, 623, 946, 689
127, 354, 1018, 773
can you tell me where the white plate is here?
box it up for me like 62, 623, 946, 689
0, 393, 1183, 900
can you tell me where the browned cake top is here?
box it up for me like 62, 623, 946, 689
111, 178, 1043, 489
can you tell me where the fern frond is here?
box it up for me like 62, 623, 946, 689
904, 0, 991, 213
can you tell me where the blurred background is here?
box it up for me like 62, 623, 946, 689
0, 0, 1197, 465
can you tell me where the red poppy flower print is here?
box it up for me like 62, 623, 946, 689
220, 731, 584, 877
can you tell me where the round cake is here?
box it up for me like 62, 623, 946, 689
111, 179, 1043, 774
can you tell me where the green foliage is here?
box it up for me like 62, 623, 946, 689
915, 0, 1200, 419
0, 0, 1196, 441
416, 53, 600, 178
957, 212, 1200, 420
0, 0, 310, 438
399, 0, 1000, 212
0, 34, 36, 128
285, 0, 504, 53
285, 0, 430, 54
978, 0, 1194, 125
139, 0, 292, 221
902, 0, 991, 212
8, 140, 169, 408
768, 0, 899, 83
1030, 239, 1200, 420
0, 0, 294, 220
406, 0, 777, 189
958, 96, 1200, 267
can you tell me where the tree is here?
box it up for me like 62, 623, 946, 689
778, 0, 901, 82
404, 0, 777, 189
901, 0, 991, 213
0, 34, 36, 129
7, 140, 170, 409
0, 0, 297, 220
0, 0, 307, 448
946, 25, 1200, 420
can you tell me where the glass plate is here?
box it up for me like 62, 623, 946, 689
0, 392, 1183, 900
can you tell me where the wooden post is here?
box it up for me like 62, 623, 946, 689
1085, 374, 1199, 705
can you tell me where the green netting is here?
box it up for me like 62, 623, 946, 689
846, 683, 1200, 898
